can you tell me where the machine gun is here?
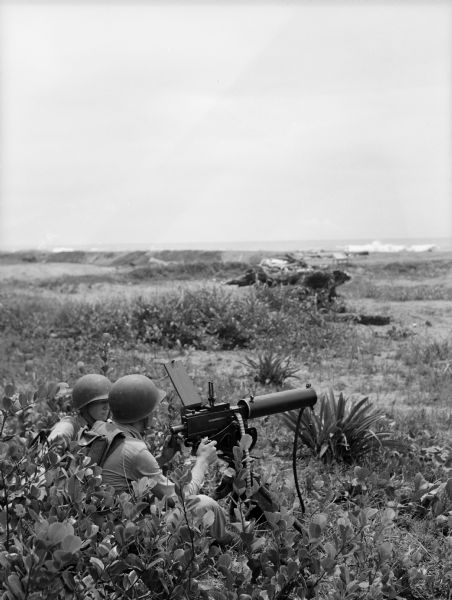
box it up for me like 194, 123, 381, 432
164, 359, 317, 465
163, 360, 317, 520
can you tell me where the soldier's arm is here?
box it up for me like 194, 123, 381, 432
47, 416, 78, 449
184, 439, 219, 496
135, 446, 214, 500
134, 449, 177, 500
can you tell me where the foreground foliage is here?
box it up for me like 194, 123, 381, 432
1, 379, 452, 599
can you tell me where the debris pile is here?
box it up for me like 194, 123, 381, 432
226, 253, 351, 303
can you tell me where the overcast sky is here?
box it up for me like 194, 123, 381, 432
1, 1, 451, 250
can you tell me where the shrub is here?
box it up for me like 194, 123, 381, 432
131, 293, 209, 349
281, 389, 403, 464
132, 287, 266, 350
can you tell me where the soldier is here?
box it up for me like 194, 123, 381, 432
90, 374, 232, 543
47, 373, 112, 449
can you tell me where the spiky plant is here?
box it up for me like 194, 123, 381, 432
241, 351, 300, 387
281, 388, 402, 463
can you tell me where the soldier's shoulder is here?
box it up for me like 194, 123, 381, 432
90, 420, 121, 436
50, 414, 79, 431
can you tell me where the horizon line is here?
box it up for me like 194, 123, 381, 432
1, 235, 451, 254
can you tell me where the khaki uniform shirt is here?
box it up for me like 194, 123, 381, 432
90, 421, 206, 500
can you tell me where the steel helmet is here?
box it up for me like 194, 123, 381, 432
72, 374, 112, 411
108, 374, 166, 424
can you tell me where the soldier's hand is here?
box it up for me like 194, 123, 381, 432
196, 438, 218, 466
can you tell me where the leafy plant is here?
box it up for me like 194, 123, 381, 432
241, 351, 300, 386
281, 389, 403, 464
2, 372, 452, 599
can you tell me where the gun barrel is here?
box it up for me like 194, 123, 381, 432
237, 388, 317, 420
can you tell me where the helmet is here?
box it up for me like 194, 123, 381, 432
72, 374, 112, 411
108, 374, 166, 424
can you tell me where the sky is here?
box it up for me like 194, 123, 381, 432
0, 0, 451, 250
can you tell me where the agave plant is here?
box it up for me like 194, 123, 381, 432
241, 350, 300, 386
281, 388, 401, 464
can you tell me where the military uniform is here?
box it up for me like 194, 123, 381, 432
90, 420, 228, 540
48, 414, 88, 448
